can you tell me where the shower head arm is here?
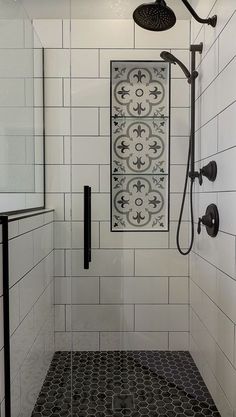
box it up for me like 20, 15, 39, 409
181, 0, 217, 27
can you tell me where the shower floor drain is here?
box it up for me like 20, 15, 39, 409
112, 394, 135, 410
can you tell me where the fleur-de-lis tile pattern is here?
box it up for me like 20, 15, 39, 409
111, 61, 170, 231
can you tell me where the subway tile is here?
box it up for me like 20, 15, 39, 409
72, 222, 99, 249
169, 332, 189, 350
18, 214, 44, 235
190, 281, 235, 363
72, 137, 109, 164
170, 137, 189, 165
169, 221, 189, 249
72, 165, 99, 192
71, 193, 110, 221
10, 310, 35, 379
100, 276, 168, 304
45, 108, 70, 135
100, 222, 168, 249
61, 19, 70, 48
54, 277, 72, 304
33, 223, 53, 264
71, 79, 109, 107
218, 192, 236, 235
135, 20, 190, 49
204, 147, 236, 193
170, 165, 188, 192
44, 49, 70, 77
100, 165, 110, 192
54, 250, 65, 276
100, 49, 162, 77
135, 249, 189, 276
218, 101, 236, 152
44, 79, 63, 107
190, 309, 236, 411
71, 277, 99, 304
195, 229, 236, 279
55, 305, 65, 331
54, 222, 71, 249
135, 305, 189, 331
67, 249, 134, 277
99, 108, 110, 136
46, 194, 65, 220
216, 269, 236, 324
71, 19, 134, 48
9, 232, 34, 287
170, 193, 189, 221
198, 39, 219, 96
171, 79, 190, 108
171, 108, 190, 136
197, 117, 218, 161
190, 253, 217, 302
46, 165, 70, 192
0, 19, 24, 48
100, 332, 168, 351
170, 50, 190, 78
71, 49, 99, 77
55, 332, 99, 351
34, 19, 62, 48
72, 108, 99, 135
169, 277, 189, 304
9, 284, 20, 335
69, 305, 134, 331
219, 11, 236, 72
45, 137, 64, 164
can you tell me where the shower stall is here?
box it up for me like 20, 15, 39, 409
0, 1, 235, 417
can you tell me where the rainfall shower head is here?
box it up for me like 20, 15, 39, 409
160, 51, 191, 80
133, 0, 176, 32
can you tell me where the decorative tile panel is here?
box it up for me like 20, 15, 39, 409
112, 61, 169, 118
112, 117, 169, 175
111, 61, 170, 232
112, 175, 168, 231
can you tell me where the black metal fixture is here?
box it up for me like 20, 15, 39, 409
197, 204, 219, 237
84, 186, 92, 269
133, 0, 217, 32
197, 160, 217, 186
161, 43, 203, 255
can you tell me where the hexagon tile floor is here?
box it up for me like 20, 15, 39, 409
31, 351, 221, 417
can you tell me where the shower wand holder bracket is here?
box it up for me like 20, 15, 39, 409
197, 204, 219, 237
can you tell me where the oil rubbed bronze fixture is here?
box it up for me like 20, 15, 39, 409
197, 204, 219, 237
133, 0, 217, 32
161, 44, 218, 255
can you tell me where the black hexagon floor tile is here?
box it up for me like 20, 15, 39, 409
31, 351, 221, 417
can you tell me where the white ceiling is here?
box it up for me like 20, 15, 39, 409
20, 0, 192, 20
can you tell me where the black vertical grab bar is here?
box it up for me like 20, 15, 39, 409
84, 186, 91, 269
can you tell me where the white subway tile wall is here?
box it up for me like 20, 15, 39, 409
190, 2, 236, 417
0, 212, 54, 415
34, 18, 191, 352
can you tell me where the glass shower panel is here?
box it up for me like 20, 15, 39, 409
0, 0, 44, 213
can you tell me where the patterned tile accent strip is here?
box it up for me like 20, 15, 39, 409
111, 61, 170, 231
32, 351, 220, 417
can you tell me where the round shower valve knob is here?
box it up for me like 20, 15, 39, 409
197, 204, 219, 237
